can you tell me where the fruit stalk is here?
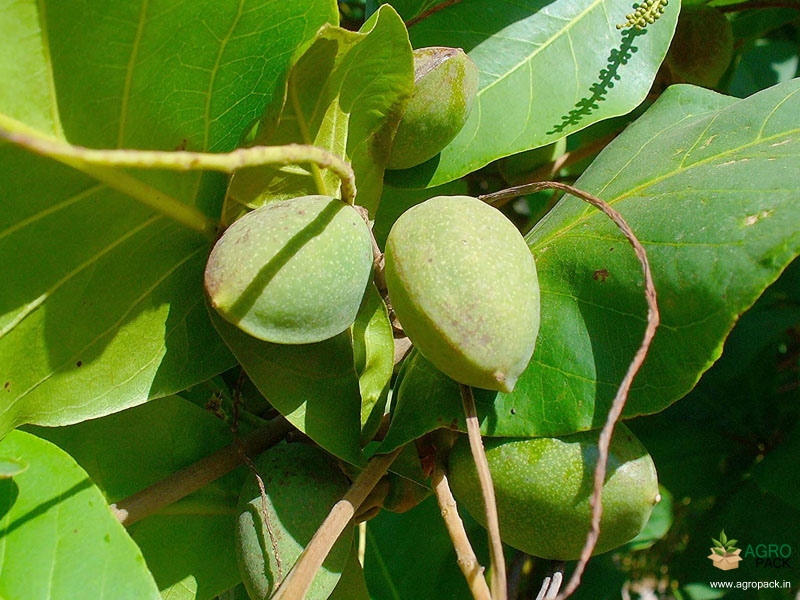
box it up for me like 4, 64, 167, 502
432, 458, 492, 600
461, 384, 507, 600
272, 448, 403, 600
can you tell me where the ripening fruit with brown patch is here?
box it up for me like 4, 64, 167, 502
387, 47, 479, 170
447, 425, 661, 560
384, 195, 540, 392
205, 195, 373, 344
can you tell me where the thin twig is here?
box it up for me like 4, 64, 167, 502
111, 417, 293, 526
431, 459, 492, 600
461, 384, 507, 600
228, 372, 284, 581
271, 448, 402, 600
238, 448, 284, 583
0, 114, 358, 235
405, 0, 464, 27
479, 182, 659, 600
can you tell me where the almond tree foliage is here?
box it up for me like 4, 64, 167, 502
0, 1, 799, 599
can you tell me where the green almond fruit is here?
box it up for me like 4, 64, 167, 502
385, 195, 539, 392
236, 443, 354, 600
665, 6, 733, 88
205, 195, 373, 344
387, 47, 479, 170
447, 425, 661, 560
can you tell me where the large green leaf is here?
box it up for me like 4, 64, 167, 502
30, 396, 248, 600
210, 309, 366, 466
0, 429, 161, 599
224, 4, 413, 221
209, 278, 395, 464
381, 80, 800, 448
0, 0, 337, 434
385, 0, 679, 188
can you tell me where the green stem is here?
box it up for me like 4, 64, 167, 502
0, 114, 358, 237
0, 114, 217, 238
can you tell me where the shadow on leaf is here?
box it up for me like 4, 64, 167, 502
548, 27, 647, 135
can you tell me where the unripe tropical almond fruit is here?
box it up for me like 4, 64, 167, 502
236, 443, 353, 600
665, 6, 733, 88
205, 195, 373, 344
387, 47, 479, 170
384, 195, 539, 392
448, 425, 660, 560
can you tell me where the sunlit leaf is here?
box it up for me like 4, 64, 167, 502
210, 309, 365, 466
0, 0, 336, 434
224, 4, 413, 220
29, 396, 246, 600
385, 0, 679, 187
0, 430, 161, 599
381, 80, 800, 447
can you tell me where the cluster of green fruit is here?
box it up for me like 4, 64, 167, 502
234, 428, 659, 598
205, 46, 659, 599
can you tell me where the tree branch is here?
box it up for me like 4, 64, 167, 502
432, 458, 492, 600
111, 417, 292, 526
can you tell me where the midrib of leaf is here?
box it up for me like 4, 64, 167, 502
117, 0, 150, 149
36, 0, 64, 138
476, 0, 609, 98
202, 0, 246, 152
530, 94, 800, 250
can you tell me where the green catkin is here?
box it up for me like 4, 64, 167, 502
617, 0, 669, 30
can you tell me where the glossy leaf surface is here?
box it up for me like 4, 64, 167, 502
381, 81, 800, 448
224, 4, 413, 220
385, 0, 679, 187
0, 0, 337, 435
0, 430, 161, 600
30, 396, 246, 600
